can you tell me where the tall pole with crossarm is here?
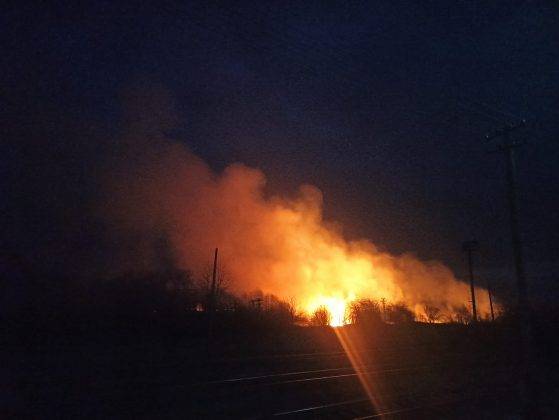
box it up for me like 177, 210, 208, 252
207, 248, 219, 355
486, 120, 536, 415
485, 121, 528, 316
462, 240, 479, 322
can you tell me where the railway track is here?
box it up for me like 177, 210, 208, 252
13, 341, 527, 418
187, 350, 518, 418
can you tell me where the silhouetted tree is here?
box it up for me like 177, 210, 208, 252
348, 299, 382, 325
310, 306, 331, 326
385, 302, 415, 324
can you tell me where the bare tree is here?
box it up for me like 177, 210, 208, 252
385, 302, 415, 324
287, 297, 306, 323
310, 306, 331, 326
348, 299, 382, 325
163, 269, 197, 310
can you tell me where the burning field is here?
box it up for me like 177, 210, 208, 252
103, 109, 492, 324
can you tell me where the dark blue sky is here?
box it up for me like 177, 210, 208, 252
2, 1, 558, 300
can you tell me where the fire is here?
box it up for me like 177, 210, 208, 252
307, 295, 352, 326
106, 125, 495, 322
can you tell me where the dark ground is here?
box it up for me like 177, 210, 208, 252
3, 315, 559, 419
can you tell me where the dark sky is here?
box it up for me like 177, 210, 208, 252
2, 1, 558, 300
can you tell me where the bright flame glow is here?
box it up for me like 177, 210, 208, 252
307, 295, 352, 326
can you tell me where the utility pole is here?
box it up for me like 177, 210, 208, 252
487, 278, 495, 322
462, 240, 478, 322
210, 247, 219, 308
485, 121, 529, 314
207, 248, 219, 355
486, 120, 535, 414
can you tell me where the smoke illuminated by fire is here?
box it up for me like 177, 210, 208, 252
103, 96, 493, 323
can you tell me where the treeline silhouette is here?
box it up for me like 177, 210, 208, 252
0, 264, 432, 345
1, 254, 320, 343
3, 253, 559, 419
2, 252, 558, 351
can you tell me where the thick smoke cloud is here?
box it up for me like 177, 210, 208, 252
102, 89, 492, 318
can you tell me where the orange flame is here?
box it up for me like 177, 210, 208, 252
307, 295, 352, 326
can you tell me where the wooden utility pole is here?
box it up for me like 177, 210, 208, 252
486, 121, 528, 317
486, 278, 495, 321
210, 247, 219, 307
462, 240, 479, 322
207, 248, 219, 355
486, 120, 535, 415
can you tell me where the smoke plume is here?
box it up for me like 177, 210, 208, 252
102, 90, 492, 319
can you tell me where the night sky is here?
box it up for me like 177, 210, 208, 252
2, 1, 558, 301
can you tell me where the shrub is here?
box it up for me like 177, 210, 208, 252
348, 299, 382, 325
310, 306, 331, 326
